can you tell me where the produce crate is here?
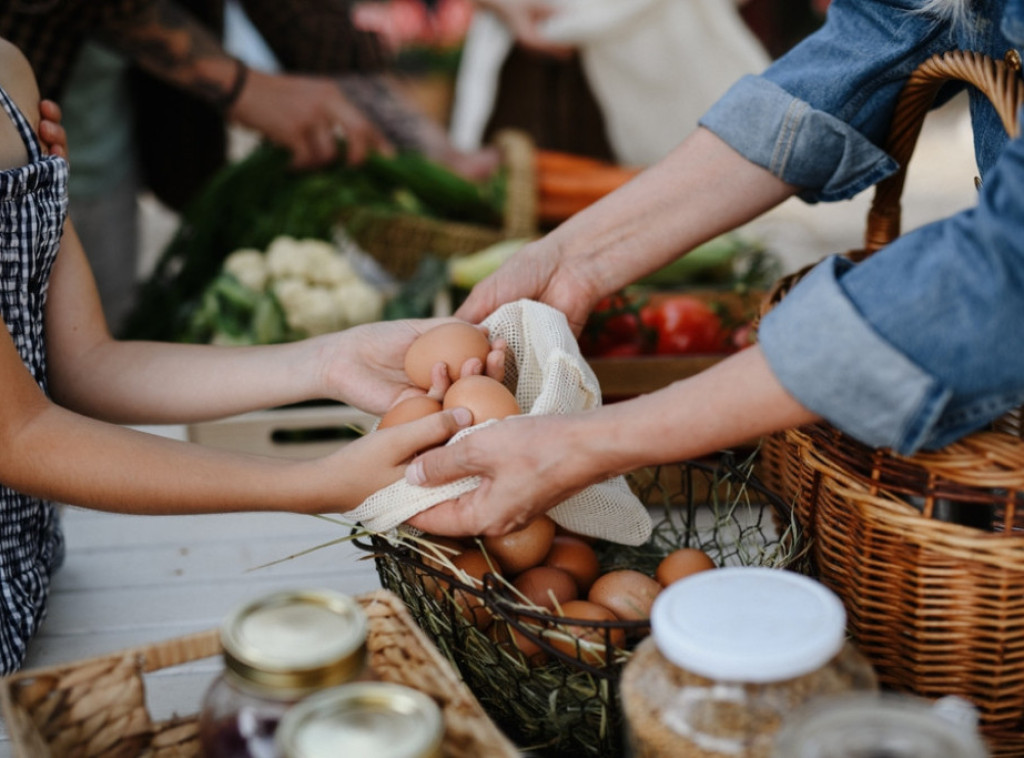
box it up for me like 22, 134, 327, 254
187, 403, 377, 459
0, 589, 519, 758
587, 288, 765, 400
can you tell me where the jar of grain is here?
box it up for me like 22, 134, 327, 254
198, 588, 374, 758
620, 567, 877, 758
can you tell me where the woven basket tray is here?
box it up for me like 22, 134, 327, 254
0, 589, 518, 758
756, 50, 1024, 756
341, 129, 538, 280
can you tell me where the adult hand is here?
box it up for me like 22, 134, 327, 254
318, 318, 508, 416
230, 69, 393, 169
454, 235, 599, 335
404, 413, 597, 536
320, 407, 474, 510
38, 99, 67, 160
481, 0, 574, 57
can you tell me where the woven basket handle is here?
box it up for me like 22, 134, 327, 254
863, 50, 1024, 256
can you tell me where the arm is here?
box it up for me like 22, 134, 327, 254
45, 222, 502, 422
97, 0, 390, 166
406, 346, 818, 536
457, 127, 798, 333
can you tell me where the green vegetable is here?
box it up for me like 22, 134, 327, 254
448, 238, 530, 289
636, 234, 748, 287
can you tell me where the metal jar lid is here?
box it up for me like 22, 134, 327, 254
276, 682, 444, 758
220, 588, 368, 692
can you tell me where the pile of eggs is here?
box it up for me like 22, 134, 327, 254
417, 516, 716, 667
379, 322, 520, 429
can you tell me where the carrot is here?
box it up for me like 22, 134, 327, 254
535, 149, 609, 174
537, 165, 641, 198
537, 194, 596, 223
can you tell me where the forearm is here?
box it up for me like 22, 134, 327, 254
50, 337, 329, 425
96, 0, 245, 109
550, 128, 797, 299
570, 346, 819, 478
4, 403, 328, 515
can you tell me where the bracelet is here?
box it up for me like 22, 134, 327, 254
217, 59, 249, 112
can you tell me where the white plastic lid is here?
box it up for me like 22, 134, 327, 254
650, 567, 847, 683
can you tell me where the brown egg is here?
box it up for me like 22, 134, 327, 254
588, 570, 662, 623
404, 322, 491, 390
378, 395, 443, 429
656, 548, 716, 587
443, 375, 520, 424
482, 515, 556, 575
415, 535, 466, 601
513, 566, 578, 610
548, 600, 626, 665
490, 620, 547, 667
543, 536, 602, 594
448, 549, 501, 629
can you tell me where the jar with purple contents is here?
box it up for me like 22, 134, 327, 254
198, 588, 372, 758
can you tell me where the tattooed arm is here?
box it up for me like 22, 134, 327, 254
95, 0, 390, 166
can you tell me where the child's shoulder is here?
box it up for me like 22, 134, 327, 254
0, 38, 40, 170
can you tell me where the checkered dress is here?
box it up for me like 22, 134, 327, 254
0, 83, 69, 674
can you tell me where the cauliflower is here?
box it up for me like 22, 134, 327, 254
223, 248, 268, 293
274, 279, 343, 336
331, 279, 385, 327
265, 236, 313, 280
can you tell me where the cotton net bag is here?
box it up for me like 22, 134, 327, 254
348, 299, 653, 546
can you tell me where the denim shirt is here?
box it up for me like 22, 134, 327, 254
700, 0, 1024, 454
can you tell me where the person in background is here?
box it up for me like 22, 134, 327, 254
1, 0, 497, 333
0, 36, 502, 673
403, 0, 1024, 537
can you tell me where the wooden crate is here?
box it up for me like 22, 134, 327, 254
188, 404, 377, 459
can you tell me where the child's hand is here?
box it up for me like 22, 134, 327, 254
321, 318, 509, 416
38, 99, 68, 160
319, 407, 473, 509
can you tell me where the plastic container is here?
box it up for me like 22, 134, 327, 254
275, 681, 444, 758
620, 567, 877, 758
198, 588, 373, 757
772, 692, 990, 758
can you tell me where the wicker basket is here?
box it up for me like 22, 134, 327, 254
757, 50, 1024, 756
0, 589, 518, 758
340, 129, 538, 280
355, 454, 808, 758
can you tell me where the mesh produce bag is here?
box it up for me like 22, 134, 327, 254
348, 299, 653, 545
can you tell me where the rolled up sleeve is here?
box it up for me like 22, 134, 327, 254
700, 77, 897, 202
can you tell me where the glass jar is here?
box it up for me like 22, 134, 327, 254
275, 682, 444, 758
772, 692, 990, 758
620, 567, 877, 758
198, 588, 373, 758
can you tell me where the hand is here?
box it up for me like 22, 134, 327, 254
230, 69, 393, 169
318, 318, 508, 416
481, 0, 574, 57
319, 407, 474, 509
404, 413, 596, 536
38, 99, 68, 160
454, 235, 598, 335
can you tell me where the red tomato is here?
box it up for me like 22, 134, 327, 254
641, 296, 727, 355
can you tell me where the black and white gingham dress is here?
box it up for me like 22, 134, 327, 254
0, 83, 68, 674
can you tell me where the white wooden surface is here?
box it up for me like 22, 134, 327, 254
0, 426, 384, 756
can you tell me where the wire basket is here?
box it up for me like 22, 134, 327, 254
756, 50, 1024, 757
353, 452, 809, 757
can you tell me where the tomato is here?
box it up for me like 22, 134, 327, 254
640, 296, 727, 355
579, 293, 651, 357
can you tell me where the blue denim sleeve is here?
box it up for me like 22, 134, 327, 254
699, 0, 957, 202
759, 130, 1024, 454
